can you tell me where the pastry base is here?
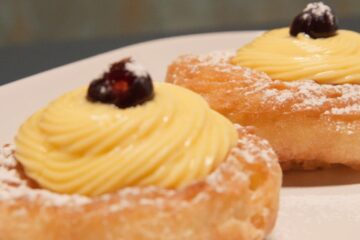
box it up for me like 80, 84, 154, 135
0, 126, 281, 240
166, 52, 360, 170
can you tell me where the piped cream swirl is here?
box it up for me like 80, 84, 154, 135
15, 83, 237, 196
232, 28, 360, 84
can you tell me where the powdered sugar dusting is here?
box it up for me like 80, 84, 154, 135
0, 145, 91, 206
125, 60, 148, 78
232, 125, 276, 168
304, 2, 331, 16
196, 51, 236, 66
172, 51, 360, 120
0, 145, 22, 185
326, 104, 360, 115
302, 2, 335, 24
183, 51, 246, 74
0, 144, 16, 167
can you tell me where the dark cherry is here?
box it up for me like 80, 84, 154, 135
87, 58, 154, 108
290, 2, 338, 39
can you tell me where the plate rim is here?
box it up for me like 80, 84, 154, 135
0, 30, 263, 90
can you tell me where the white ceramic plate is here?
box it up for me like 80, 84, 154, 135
1, 31, 360, 240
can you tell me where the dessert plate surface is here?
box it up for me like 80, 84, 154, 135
0, 31, 359, 240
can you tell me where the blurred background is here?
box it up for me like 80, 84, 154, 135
1, 0, 360, 84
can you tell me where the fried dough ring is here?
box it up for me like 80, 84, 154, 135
0, 126, 281, 240
166, 52, 360, 170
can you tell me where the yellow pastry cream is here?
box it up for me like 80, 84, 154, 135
232, 27, 360, 84
15, 83, 238, 196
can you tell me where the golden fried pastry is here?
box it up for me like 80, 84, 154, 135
0, 128, 281, 240
0, 58, 281, 240
166, 51, 360, 170
166, 2, 360, 170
